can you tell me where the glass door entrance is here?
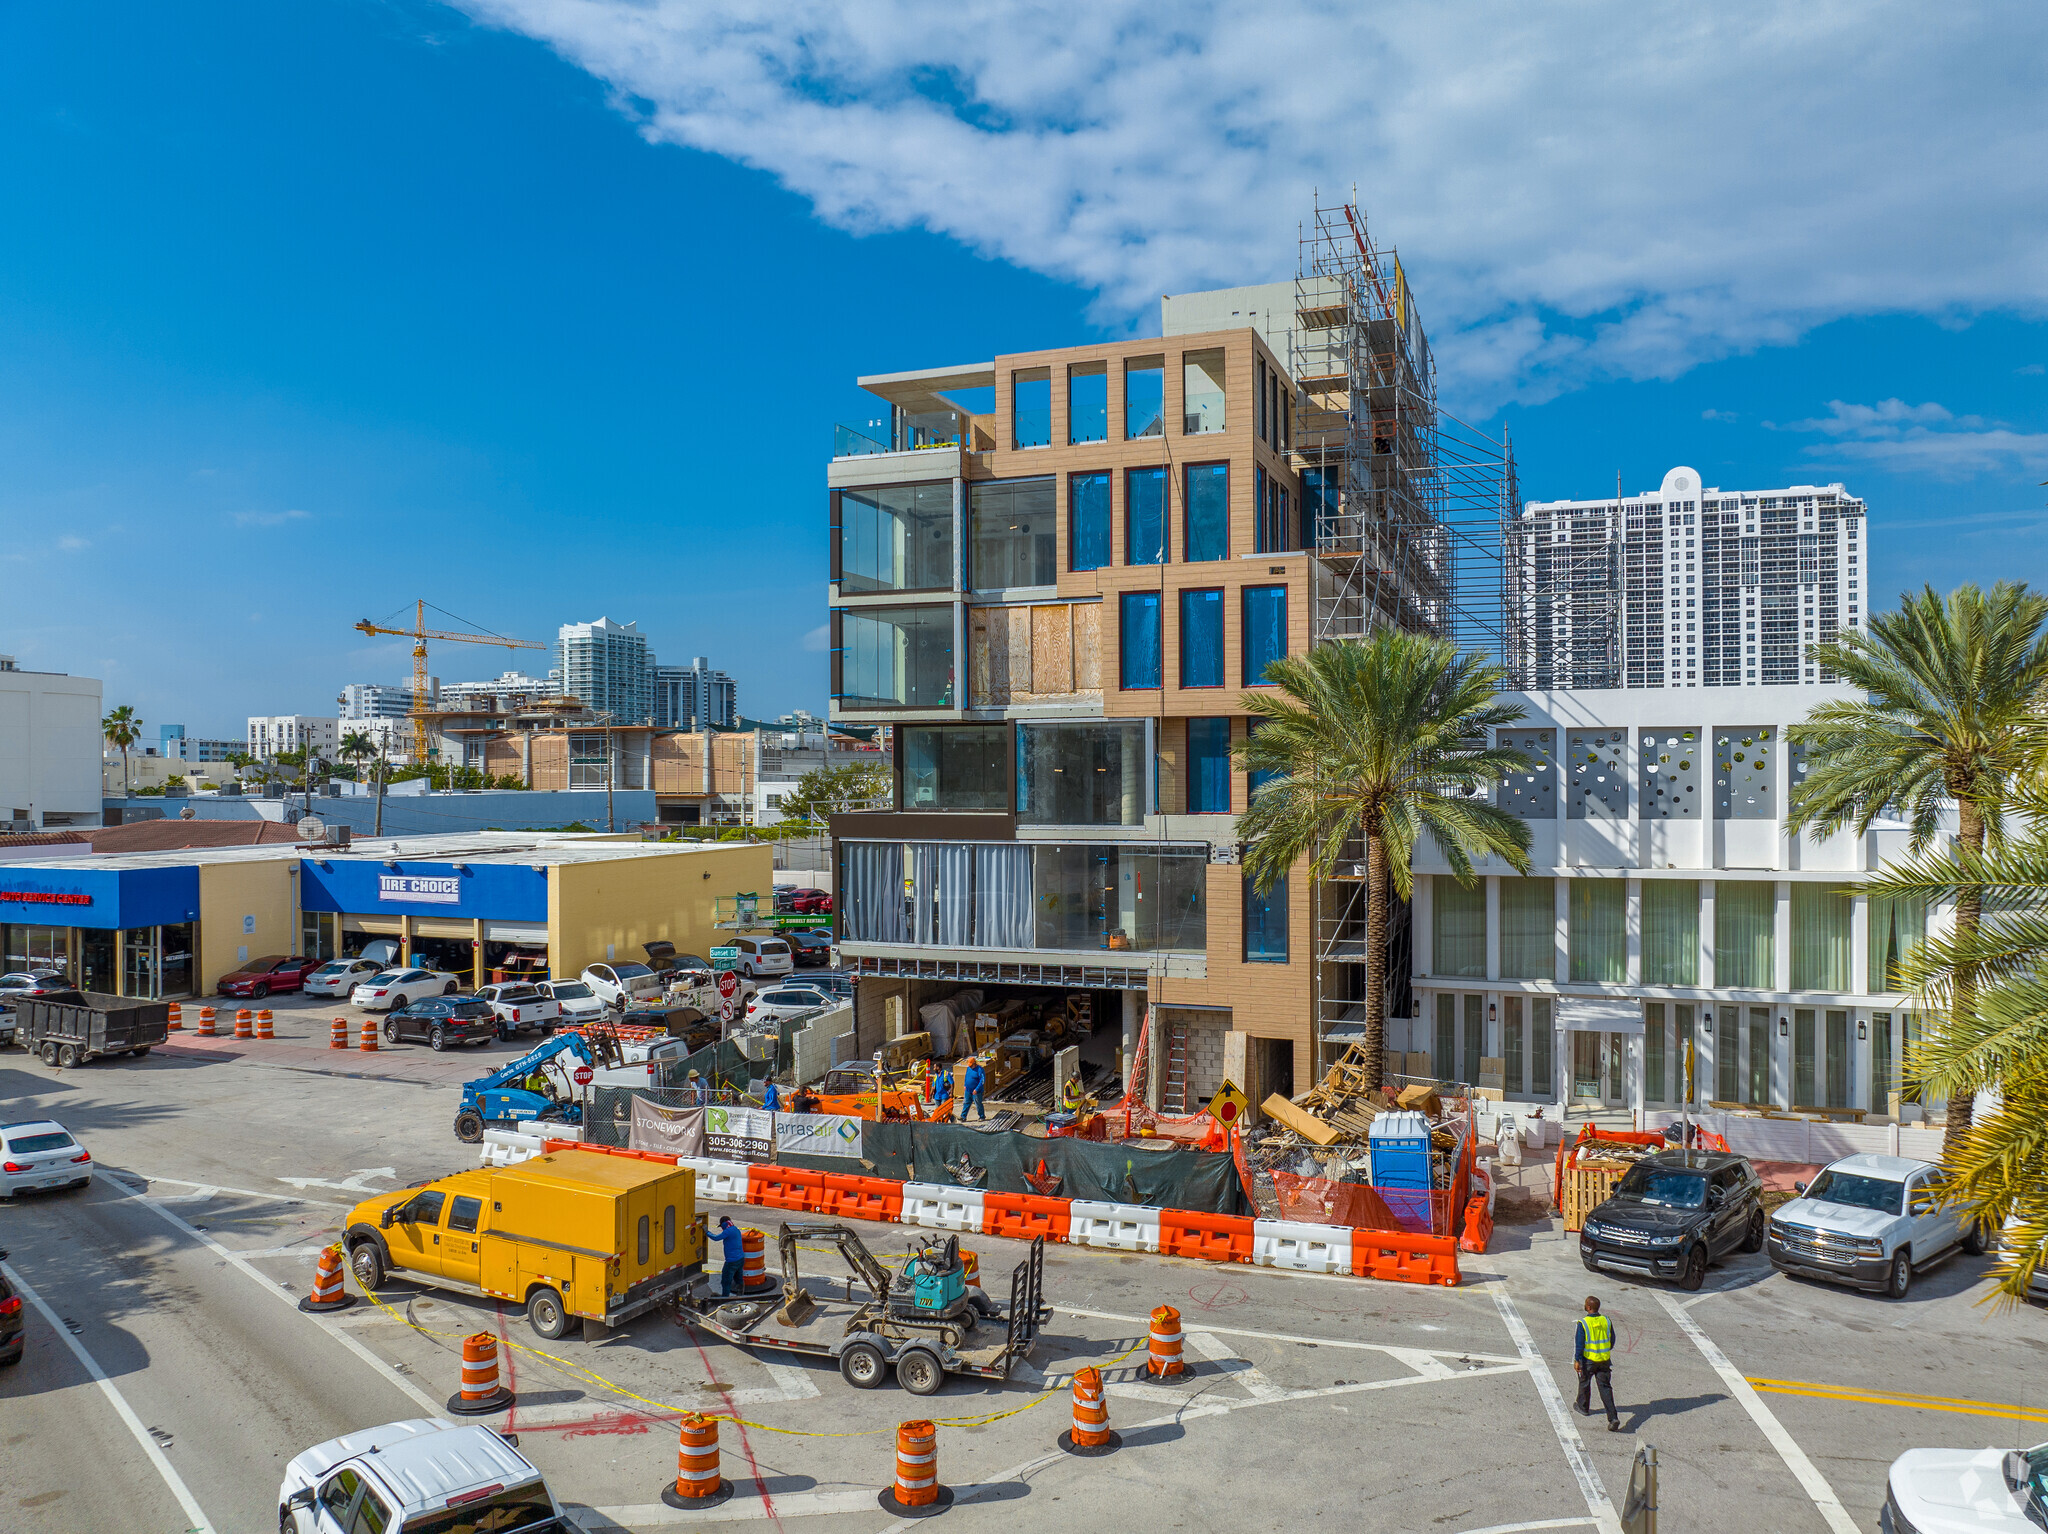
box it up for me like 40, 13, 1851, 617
1572, 1031, 1604, 1100
80, 929, 116, 995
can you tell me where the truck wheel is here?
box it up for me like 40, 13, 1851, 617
453, 1110, 484, 1144
1678, 1245, 1708, 1292
1963, 1221, 1990, 1257
528, 1287, 570, 1340
429, 1027, 446, 1052
1886, 1251, 1913, 1299
839, 1341, 887, 1389
39, 1042, 59, 1067
1742, 1211, 1766, 1254
56, 1043, 80, 1070
350, 1242, 386, 1290
131, 1046, 151, 1058
896, 1350, 944, 1396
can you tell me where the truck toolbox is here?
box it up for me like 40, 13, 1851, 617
18, 992, 171, 1066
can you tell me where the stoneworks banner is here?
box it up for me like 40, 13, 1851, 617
775, 1112, 863, 1160
707, 1105, 775, 1162
627, 1098, 706, 1158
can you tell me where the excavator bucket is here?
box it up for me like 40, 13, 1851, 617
776, 1287, 816, 1326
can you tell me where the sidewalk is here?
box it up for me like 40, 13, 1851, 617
158, 994, 495, 1088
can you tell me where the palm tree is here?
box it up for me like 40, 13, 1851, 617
102, 705, 141, 795
1232, 631, 1536, 1093
339, 729, 377, 779
1788, 582, 2048, 1155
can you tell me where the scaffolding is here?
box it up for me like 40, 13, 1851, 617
1502, 500, 1622, 690
1292, 193, 1514, 1068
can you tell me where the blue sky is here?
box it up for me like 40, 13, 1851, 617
4, 2, 2044, 739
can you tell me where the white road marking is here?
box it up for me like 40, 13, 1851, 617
1456, 1521, 1599, 1534
108, 1177, 446, 1417
1185, 1329, 1288, 1401
1484, 1282, 1621, 1534
1056, 1304, 1521, 1364
277, 1166, 396, 1194
1653, 1289, 1860, 1534
0, 1258, 216, 1534
106, 1169, 349, 1209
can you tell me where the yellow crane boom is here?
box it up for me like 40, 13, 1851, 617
354, 600, 546, 766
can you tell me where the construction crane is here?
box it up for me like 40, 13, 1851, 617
354, 601, 547, 766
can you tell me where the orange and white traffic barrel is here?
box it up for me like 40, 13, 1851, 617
1147, 1304, 1186, 1379
255, 1009, 274, 1041
298, 1243, 357, 1314
1059, 1366, 1120, 1456
195, 1007, 216, 1037
659, 1412, 733, 1509
329, 1017, 349, 1049
166, 1003, 182, 1032
445, 1331, 513, 1414
877, 1419, 952, 1515
741, 1229, 771, 1291
233, 1008, 254, 1040
359, 1017, 379, 1052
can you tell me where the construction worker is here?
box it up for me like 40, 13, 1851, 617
686, 1069, 709, 1107
933, 1065, 954, 1108
762, 1079, 781, 1112
961, 1055, 987, 1121
1060, 1074, 1084, 1115
1574, 1295, 1620, 1431
714, 1216, 747, 1297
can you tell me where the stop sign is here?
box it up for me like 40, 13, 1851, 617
572, 1065, 594, 1086
716, 971, 739, 998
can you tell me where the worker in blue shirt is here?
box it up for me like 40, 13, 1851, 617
1574, 1295, 1620, 1430
715, 1216, 748, 1296
961, 1056, 987, 1121
763, 1079, 781, 1112
933, 1065, 954, 1109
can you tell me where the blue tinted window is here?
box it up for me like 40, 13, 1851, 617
1125, 357, 1164, 439
1245, 877, 1289, 963
1068, 363, 1107, 444
1012, 369, 1051, 448
1070, 472, 1111, 571
1126, 467, 1166, 565
1302, 466, 1336, 549
1257, 473, 1296, 553
1179, 588, 1223, 688
1243, 585, 1286, 684
1120, 592, 1161, 689
1187, 717, 1231, 813
1246, 717, 1279, 801
1184, 463, 1228, 562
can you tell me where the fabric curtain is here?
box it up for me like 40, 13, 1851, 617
973, 844, 1033, 949
1867, 891, 1927, 993
933, 842, 973, 946
1640, 880, 1698, 985
1431, 875, 1485, 978
1499, 877, 1555, 979
841, 842, 905, 943
1714, 880, 1775, 989
913, 844, 938, 945
1791, 883, 1851, 992
1569, 879, 1626, 984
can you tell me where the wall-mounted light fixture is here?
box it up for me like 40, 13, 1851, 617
383, 859, 399, 871
1778, 1017, 1789, 1038
1488, 1002, 1497, 1021
1857, 1019, 1868, 1040
452, 864, 470, 875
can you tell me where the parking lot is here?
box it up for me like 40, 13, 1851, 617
4, 1010, 2047, 1533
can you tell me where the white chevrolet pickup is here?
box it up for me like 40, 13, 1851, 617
1767, 1152, 1987, 1298
280, 1417, 569, 1533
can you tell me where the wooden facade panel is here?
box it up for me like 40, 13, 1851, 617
529, 734, 568, 791
1073, 601, 1102, 691
1030, 604, 1072, 696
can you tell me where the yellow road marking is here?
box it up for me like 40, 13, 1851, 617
1748, 1377, 2048, 1423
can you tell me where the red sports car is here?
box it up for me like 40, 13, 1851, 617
215, 954, 324, 999
789, 888, 834, 914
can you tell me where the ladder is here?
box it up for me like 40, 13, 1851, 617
1163, 1021, 1191, 1114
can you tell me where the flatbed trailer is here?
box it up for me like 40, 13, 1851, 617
682, 1229, 1048, 1396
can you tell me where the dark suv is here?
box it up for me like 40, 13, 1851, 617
382, 996, 497, 1051
1579, 1150, 1767, 1291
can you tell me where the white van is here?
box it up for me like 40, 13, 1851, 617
733, 936, 793, 979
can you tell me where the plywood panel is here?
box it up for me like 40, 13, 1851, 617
1073, 601, 1101, 691
1006, 607, 1033, 697
970, 610, 995, 706
1031, 604, 1073, 695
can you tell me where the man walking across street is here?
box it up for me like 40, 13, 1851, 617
961, 1055, 987, 1121
715, 1216, 747, 1297
1574, 1295, 1620, 1431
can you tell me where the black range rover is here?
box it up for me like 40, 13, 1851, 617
1579, 1150, 1767, 1291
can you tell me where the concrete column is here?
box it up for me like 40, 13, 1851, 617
1699, 880, 1717, 989
1484, 876, 1501, 981
1850, 892, 1869, 1002
1625, 878, 1642, 987
1121, 988, 1141, 1084
1773, 880, 1793, 993
1553, 876, 1570, 985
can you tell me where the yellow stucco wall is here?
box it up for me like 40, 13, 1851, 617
196, 859, 298, 989
548, 844, 774, 977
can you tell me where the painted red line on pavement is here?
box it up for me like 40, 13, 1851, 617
684, 1321, 783, 1529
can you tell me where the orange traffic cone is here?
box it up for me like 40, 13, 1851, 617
166, 1003, 182, 1032
878, 1419, 951, 1516
195, 1007, 216, 1037
298, 1243, 357, 1314
1059, 1366, 1119, 1455
329, 1017, 349, 1049
255, 1009, 274, 1041
1146, 1304, 1186, 1379
446, 1332, 513, 1414
659, 1413, 733, 1509
233, 1008, 253, 1040
359, 1017, 379, 1052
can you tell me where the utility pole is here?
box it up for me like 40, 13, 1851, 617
373, 756, 388, 837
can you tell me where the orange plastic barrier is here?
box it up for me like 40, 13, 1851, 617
1158, 1208, 1255, 1262
1552, 1124, 1665, 1212
981, 1191, 1071, 1242
1459, 1195, 1493, 1255
747, 1165, 827, 1213
820, 1173, 904, 1224
1351, 1231, 1462, 1287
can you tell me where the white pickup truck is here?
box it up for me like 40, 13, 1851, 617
580, 961, 665, 1010
280, 1417, 569, 1534
473, 981, 561, 1041
1767, 1152, 1987, 1298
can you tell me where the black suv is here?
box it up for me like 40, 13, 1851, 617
0, 1251, 21, 1365
1579, 1150, 1767, 1291
382, 996, 497, 1051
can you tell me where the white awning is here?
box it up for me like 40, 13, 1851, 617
1563, 997, 1646, 1035
484, 923, 548, 943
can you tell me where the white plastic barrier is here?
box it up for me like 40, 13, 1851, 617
478, 1129, 546, 1167
901, 1182, 985, 1232
1251, 1217, 1353, 1274
688, 1158, 753, 1205
1067, 1200, 1162, 1253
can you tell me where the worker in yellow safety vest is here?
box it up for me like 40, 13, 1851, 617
1574, 1295, 1620, 1431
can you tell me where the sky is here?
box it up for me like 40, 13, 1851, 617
4, 1, 2045, 740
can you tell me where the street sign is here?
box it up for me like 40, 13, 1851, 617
572, 1066, 594, 1087
710, 945, 739, 972
716, 970, 740, 999
1206, 1080, 1249, 1130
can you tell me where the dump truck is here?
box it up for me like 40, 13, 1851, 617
342, 1146, 705, 1340
683, 1223, 1047, 1395
18, 992, 170, 1068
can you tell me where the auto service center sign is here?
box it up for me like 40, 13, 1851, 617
378, 874, 461, 905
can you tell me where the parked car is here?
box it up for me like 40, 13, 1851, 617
539, 978, 606, 1023
745, 984, 840, 1024
301, 957, 385, 998
473, 981, 560, 1041
787, 928, 833, 966
1882, 1441, 2047, 1534
0, 1251, 20, 1365
381, 996, 498, 1051
1768, 1153, 1987, 1298
788, 888, 833, 914
732, 936, 793, 979
1578, 1149, 1766, 1291
580, 961, 665, 1010
2, 1120, 92, 1197
0, 971, 72, 1013
216, 954, 323, 999
2002, 1216, 2048, 1305
349, 968, 461, 1011
280, 1417, 568, 1534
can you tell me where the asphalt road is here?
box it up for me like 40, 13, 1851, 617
4, 999, 2046, 1533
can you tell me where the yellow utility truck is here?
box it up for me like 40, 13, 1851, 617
342, 1147, 705, 1340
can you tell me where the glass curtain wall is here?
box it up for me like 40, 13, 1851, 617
836, 606, 954, 709
839, 482, 953, 593
1791, 883, 1851, 992
1124, 357, 1164, 439
902, 725, 1008, 811
1432, 876, 1485, 978
1569, 880, 1626, 983
1499, 877, 1555, 979
969, 478, 1056, 589
1032, 845, 1206, 952
1182, 350, 1226, 434
159, 922, 194, 998
1641, 880, 1698, 984
1714, 881, 1775, 989
1068, 363, 1107, 444
1015, 722, 1146, 826
1070, 472, 1111, 572
4, 925, 71, 978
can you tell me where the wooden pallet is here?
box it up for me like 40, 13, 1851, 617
1560, 1161, 1628, 1233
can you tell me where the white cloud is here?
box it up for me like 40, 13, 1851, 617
1701, 409, 1737, 423
801, 623, 831, 653
455, 1, 2048, 410
234, 508, 314, 527
1779, 399, 1960, 436
1779, 398, 2048, 478
56, 534, 88, 552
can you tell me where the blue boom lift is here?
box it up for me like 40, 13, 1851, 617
452, 1029, 619, 1144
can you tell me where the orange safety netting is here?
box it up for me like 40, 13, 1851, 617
1268, 1173, 1460, 1237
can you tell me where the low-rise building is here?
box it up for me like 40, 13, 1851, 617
247, 715, 341, 759
0, 654, 103, 830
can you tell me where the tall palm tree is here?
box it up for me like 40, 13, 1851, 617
339, 729, 377, 778
101, 705, 141, 795
1232, 631, 1536, 1093
1788, 581, 2048, 1155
